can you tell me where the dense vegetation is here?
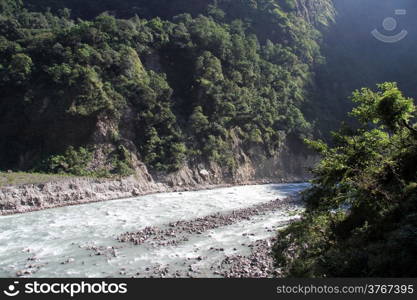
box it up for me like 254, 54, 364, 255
274, 83, 417, 277
272, 0, 417, 277
0, 0, 334, 176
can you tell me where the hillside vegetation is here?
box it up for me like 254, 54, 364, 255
274, 83, 417, 277
272, 0, 417, 278
0, 0, 334, 177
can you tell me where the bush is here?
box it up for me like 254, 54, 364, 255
42, 146, 94, 177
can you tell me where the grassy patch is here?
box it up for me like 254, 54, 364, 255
0, 171, 76, 188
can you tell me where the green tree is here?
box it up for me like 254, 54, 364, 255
274, 83, 417, 277
8, 53, 32, 82
0, 0, 22, 16
190, 106, 209, 134
351, 82, 416, 132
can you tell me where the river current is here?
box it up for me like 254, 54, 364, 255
0, 183, 308, 277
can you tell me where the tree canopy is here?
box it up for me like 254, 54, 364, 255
0, 0, 334, 176
274, 83, 417, 277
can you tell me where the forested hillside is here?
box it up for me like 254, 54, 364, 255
273, 0, 417, 278
0, 0, 334, 179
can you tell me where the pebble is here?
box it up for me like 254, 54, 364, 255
117, 196, 300, 248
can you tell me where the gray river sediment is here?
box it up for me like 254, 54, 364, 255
0, 183, 307, 278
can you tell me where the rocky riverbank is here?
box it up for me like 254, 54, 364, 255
121, 237, 288, 278
118, 195, 301, 246
0, 130, 316, 216
0, 169, 308, 216
114, 194, 302, 278
1, 183, 306, 278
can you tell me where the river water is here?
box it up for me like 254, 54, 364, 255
0, 183, 308, 278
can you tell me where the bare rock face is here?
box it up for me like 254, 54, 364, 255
0, 176, 160, 215
199, 169, 210, 179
